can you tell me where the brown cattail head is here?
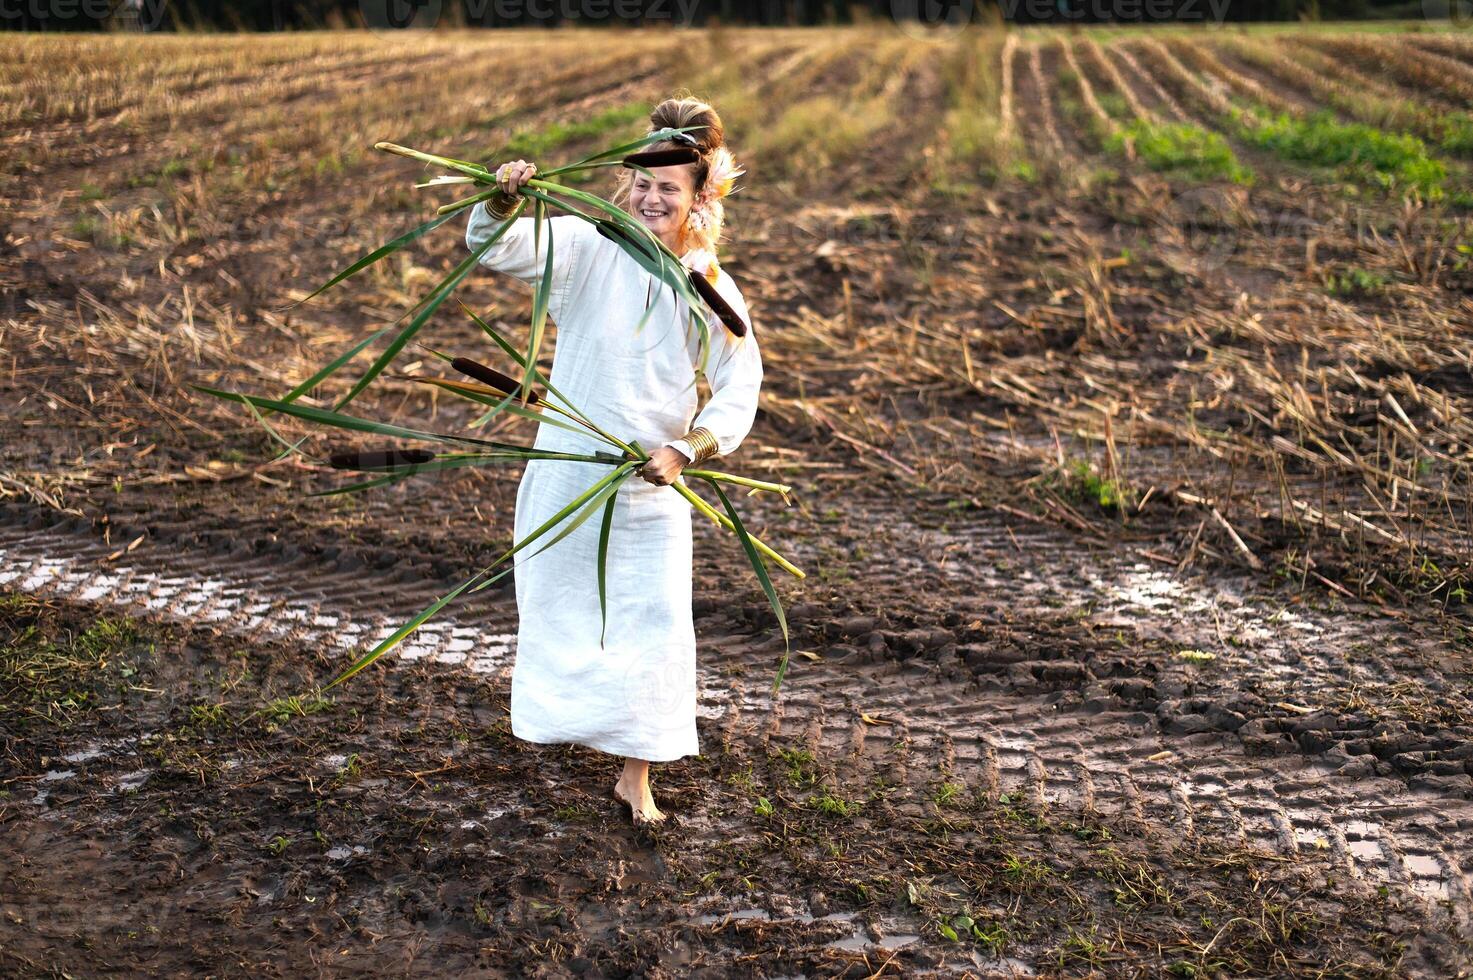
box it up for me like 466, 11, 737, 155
689, 270, 749, 338
330, 449, 436, 470
452, 357, 540, 405
622, 147, 700, 170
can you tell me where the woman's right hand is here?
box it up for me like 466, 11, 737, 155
494, 159, 537, 194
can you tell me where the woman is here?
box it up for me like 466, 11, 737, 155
464, 97, 763, 827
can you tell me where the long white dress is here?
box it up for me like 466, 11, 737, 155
465, 201, 764, 762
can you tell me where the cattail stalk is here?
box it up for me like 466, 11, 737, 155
681, 468, 791, 497
669, 479, 804, 578
437, 187, 507, 217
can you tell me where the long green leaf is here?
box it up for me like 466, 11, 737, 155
278, 213, 456, 311
317, 462, 638, 689
535, 181, 712, 375
414, 377, 613, 443
469, 399, 601, 441
240, 392, 319, 464
509, 463, 633, 579
706, 478, 791, 693
519, 186, 704, 359
374, 141, 495, 180
518, 186, 597, 224
322, 565, 487, 690
459, 301, 636, 457
336, 197, 526, 411
538, 183, 673, 270
316, 463, 629, 688
307, 472, 410, 497
191, 384, 534, 452
267, 327, 392, 462
436, 186, 503, 217
281, 327, 391, 407
469, 460, 640, 593
417, 343, 456, 364
582, 220, 676, 347
521, 197, 556, 409
669, 478, 804, 579
597, 487, 617, 649
407, 461, 631, 608
422, 368, 612, 444
458, 300, 564, 401
513, 187, 705, 367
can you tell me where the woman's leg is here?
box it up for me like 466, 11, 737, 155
613, 756, 667, 824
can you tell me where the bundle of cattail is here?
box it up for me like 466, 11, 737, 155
622, 147, 700, 169
452, 357, 541, 405
330, 449, 436, 470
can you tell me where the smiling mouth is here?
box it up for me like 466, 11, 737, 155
640, 209, 668, 219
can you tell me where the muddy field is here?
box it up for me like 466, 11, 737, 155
3, 24, 1473, 977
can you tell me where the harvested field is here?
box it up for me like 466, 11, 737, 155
2, 22, 1471, 976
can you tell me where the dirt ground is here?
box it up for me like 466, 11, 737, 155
3, 26, 1473, 978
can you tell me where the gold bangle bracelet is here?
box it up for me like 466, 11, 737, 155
697, 428, 719, 461
681, 426, 719, 463
485, 191, 520, 219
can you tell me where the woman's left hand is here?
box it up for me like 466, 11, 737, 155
638, 446, 688, 487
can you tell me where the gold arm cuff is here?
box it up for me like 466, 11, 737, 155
681, 426, 720, 463
485, 190, 520, 219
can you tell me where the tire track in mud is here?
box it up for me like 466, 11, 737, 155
1, 505, 1470, 932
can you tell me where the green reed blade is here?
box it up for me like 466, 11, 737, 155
278, 213, 456, 311
707, 478, 790, 694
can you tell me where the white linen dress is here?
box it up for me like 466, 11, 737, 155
465, 201, 764, 762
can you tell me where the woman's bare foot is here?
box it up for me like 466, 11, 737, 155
614, 759, 667, 826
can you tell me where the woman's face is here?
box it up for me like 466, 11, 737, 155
630, 162, 697, 251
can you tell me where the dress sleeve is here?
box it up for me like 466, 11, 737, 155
464, 202, 588, 305
664, 272, 764, 462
